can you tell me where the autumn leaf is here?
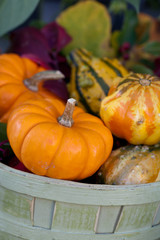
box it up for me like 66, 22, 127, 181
56, 0, 111, 57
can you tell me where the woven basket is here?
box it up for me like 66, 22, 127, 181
0, 162, 160, 240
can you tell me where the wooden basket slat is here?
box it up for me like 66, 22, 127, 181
52, 201, 98, 233
1, 217, 160, 240
94, 205, 122, 233
0, 185, 33, 226
115, 202, 160, 233
33, 198, 55, 229
153, 203, 160, 226
0, 231, 26, 240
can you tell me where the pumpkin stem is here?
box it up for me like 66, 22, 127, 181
58, 98, 76, 127
23, 70, 64, 92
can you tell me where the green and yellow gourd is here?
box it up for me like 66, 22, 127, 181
68, 48, 129, 116
97, 144, 160, 185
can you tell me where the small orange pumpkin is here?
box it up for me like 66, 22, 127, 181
7, 97, 113, 180
0, 53, 64, 122
100, 73, 160, 145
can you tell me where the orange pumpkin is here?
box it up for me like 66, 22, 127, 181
97, 144, 160, 185
7, 97, 113, 180
0, 53, 64, 122
100, 73, 160, 145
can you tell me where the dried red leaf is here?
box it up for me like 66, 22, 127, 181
9, 22, 71, 101
10, 26, 51, 65
9, 22, 72, 71
154, 57, 160, 77
41, 21, 72, 53
6, 155, 31, 173
43, 78, 69, 102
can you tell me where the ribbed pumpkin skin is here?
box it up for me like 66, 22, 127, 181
7, 98, 113, 180
97, 144, 160, 185
68, 48, 128, 116
0, 53, 58, 122
100, 73, 160, 145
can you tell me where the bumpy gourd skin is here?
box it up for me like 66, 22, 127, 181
68, 48, 128, 116
98, 144, 160, 185
7, 97, 113, 181
100, 73, 160, 145
0, 54, 57, 122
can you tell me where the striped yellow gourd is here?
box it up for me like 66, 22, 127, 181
68, 48, 128, 116
100, 73, 160, 145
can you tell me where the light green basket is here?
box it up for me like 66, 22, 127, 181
0, 162, 160, 240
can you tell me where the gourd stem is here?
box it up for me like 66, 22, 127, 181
23, 70, 64, 92
58, 98, 76, 127
139, 78, 151, 86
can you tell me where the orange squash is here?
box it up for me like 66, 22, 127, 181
0, 53, 64, 122
97, 144, 160, 185
7, 97, 113, 180
100, 73, 160, 145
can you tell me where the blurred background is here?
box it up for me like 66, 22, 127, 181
1, 0, 160, 51
0, 0, 160, 76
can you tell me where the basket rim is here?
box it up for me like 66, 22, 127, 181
1, 162, 160, 205
1, 161, 160, 188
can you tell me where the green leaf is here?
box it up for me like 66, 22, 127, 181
0, 123, 7, 142
119, 10, 138, 46
140, 58, 154, 70
56, 0, 111, 57
30, 20, 46, 29
136, 23, 150, 45
109, 0, 127, 14
111, 30, 121, 53
143, 41, 160, 56
130, 64, 154, 75
0, 0, 40, 36
124, 0, 140, 13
